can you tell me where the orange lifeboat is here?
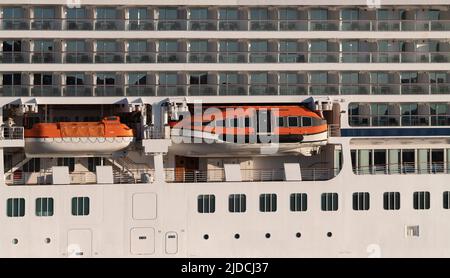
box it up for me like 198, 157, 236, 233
24, 116, 134, 156
169, 105, 328, 144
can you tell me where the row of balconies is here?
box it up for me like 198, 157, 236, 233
0, 83, 448, 97
349, 102, 450, 127
1, 6, 450, 31
3, 38, 450, 64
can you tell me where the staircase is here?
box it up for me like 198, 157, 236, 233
112, 169, 136, 184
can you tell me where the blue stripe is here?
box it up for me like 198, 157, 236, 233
341, 128, 450, 137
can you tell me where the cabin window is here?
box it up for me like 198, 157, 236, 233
302, 117, 312, 127
383, 192, 400, 210
36, 197, 54, 217
58, 158, 75, 172
290, 193, 307, 212
321, 193, 338, 211
22, 158, 40, 173
197, 194, 215, 213
259, 193, 277, 212
71, 197, 90, 216
413, 191, 430, 210
229, 194, 246, 213
288, 116, 298, 127
6, 198, 25, 217
352, 192, 370, 211
443, 191, 450, 209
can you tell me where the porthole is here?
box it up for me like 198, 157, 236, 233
203, 234, 209, 240
12, 238, 18, 245
296, 232, 302, 238
265, 233, 271, 239
234, 234, 240, 239
327, 232, 332, 237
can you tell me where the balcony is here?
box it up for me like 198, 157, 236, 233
65, 52, 92, 63
189, 20, 217, 30
0, 53, 27, 63
165, 167, 338, 183
188, 53, 216, 63
128, 20, 154, 30
157, 21, 186, 31
94, 53, 124, 63
66, 20, 93, 30
353, 162, 449, 175
188, 85, 217, 96
0, 127, 25, 148
126, 85, 156, 96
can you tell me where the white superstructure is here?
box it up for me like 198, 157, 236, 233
1, 0, 450, 258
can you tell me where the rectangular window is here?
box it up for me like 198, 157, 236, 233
228, 194, 246, 213
321, 193, 338, 211
352, 192, 370, 211
7, 198, 25, 217
290, 193, 307, 212
383, 192, 400, 210
259, 193, 277, 212
413, 191, 430, 210
443, 191, 450, 209
197, 194, 215, 213
36, 197, 54, 216
71, 197, 90, 216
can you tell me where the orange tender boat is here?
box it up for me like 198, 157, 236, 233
169, 105, 328, 144
24, 116, 134, 156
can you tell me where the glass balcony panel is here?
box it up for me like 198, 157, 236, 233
188, 85, 217, 95
377, 21, 400, 31
341, 53, 371, 63
218, 53, 246, 63
249, 85, 277, 95
401, 84, 427, 94
158, 21, 186, 30
341, 21, 371, 31
67, 20, 93, 30
279, 85, 308, 95
63, 86, 93, 96
249, 53, 277, 63
309, 53, 338, 62
95, 86, 124, 96
31, 53, 57, 63
126, 53, 153, 63
31, 86, 60, 96
158, 86, 186, 96
157, 53, 184, 63
279, 53, 306, 63
65, 53, 92, 63
219, 85, 247, 95
310, 85, 339, 95
250, 21, 277, 31
371, 85, 399, 94
0, 86, 29, 96
129, 20, 154, 30
310, 21, 339, 31
95, 20, 122, 30
126, 85, 155, 96
95, 53, 124, 63
340, 85, 369, 95
189, 20, 217, 30
431, 84, 450, 94
0, 53, 27, 63
375, 53, 400, 63
3, 20, 29, 30
31, 20, 60, 30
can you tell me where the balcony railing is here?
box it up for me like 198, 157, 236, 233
164, 167, 339, 183
6, 169, 155, 185
353, 162, 448, 175
3, 18, 450, 31
0, 127, 24, 140
1, 83, 449, 97
3, 50, 450, 64
349, 114, 450, 127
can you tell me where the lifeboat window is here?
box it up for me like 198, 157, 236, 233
233, 118, 239, 127
106, 116, 117, 121
278, 117, 285, 127
302, 117, 312, 127
288, 116, 298, 127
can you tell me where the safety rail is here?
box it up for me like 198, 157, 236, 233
353, 162, 449, 175
0, 127, 24, 140
2, 17, 450, 32
165, 167, 339, 183
2, 50, 450, 64
5, 169, 155, 185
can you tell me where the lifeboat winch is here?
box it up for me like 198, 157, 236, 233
24, 116, 134, 157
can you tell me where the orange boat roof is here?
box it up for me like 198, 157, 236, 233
25, 116, 134, 138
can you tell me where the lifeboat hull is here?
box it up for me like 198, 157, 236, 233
25, 137, 134, 157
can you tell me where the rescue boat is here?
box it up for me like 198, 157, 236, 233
24, 116, 134, 157
169, 105, 328, 144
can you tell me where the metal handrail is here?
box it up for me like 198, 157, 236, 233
165, 167, 339, 183
353, 162, 448, 175
0, 127, 24, 140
